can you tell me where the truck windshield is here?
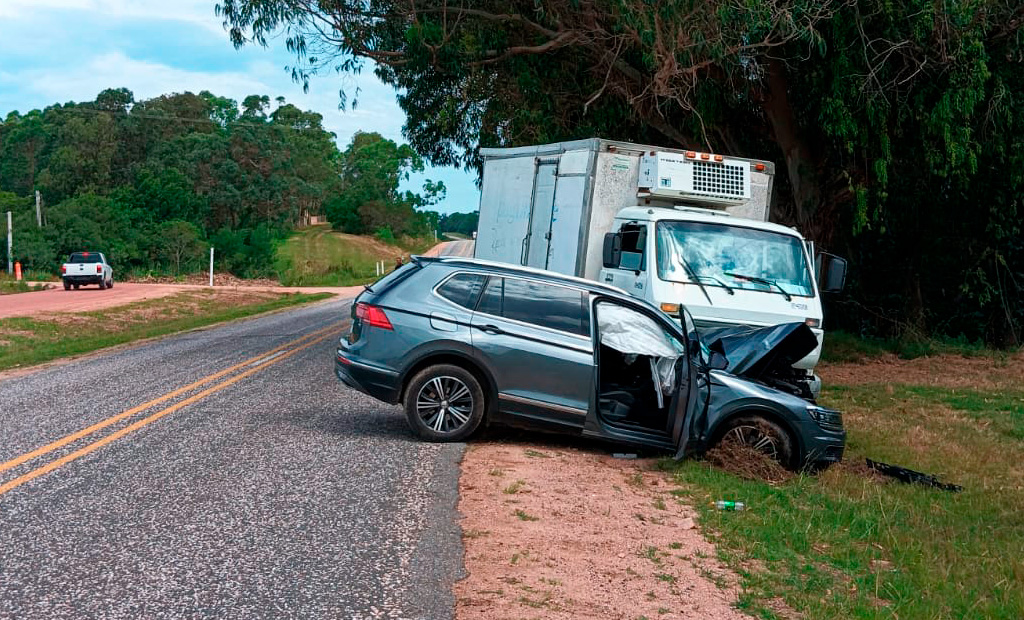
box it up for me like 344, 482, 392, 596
656, 221, 814, 297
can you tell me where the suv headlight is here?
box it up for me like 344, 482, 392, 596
806, 405, 843, 430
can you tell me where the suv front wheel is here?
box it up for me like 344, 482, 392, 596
404, 364, 485, 442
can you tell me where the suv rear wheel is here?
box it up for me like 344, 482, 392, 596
404, 364, 485, 442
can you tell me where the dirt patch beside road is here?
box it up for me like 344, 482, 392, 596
456, 442, 755, 619
820, 352, 1024, 391
0, 282, 359, 320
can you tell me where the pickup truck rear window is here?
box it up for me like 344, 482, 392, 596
68, 253, 102, 263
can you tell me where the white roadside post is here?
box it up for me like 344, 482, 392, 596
5, 211, 12, 274
209, 246, 214, 287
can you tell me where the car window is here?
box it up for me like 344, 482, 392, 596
501, 278, 588, 336
437, 273, 486, 309
477, 276, 503, 316
69, 253, 102, 263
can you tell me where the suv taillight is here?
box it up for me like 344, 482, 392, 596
355, 302, 393, 331
96, 264, 103, 273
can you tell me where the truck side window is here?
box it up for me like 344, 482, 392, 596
618, 223, 647, 271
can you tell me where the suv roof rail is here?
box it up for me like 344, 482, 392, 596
414, 256, 629, 295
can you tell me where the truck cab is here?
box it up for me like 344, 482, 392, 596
598, 207, 842, 397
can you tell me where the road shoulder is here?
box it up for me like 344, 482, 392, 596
456, 441, 754, 619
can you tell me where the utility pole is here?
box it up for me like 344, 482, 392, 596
6, 211, 12, 274
35, 191, 42, 228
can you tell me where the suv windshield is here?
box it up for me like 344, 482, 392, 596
656, 221, 814, 297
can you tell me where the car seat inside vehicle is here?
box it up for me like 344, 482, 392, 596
596, 303, 684, 434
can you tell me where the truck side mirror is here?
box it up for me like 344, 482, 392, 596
818, 253, 848, 293
602, 233, 622, 268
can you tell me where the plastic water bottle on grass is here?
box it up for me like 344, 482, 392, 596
715, 500, 745, 511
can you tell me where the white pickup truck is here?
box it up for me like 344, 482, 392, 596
61, 251, 114, 290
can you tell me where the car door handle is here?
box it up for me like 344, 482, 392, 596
477, 324, 504, 335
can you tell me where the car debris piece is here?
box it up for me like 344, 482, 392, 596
866, 459, 963, 493
612, 453, 638, 459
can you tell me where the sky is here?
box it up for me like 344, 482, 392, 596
0, 0, 481, 214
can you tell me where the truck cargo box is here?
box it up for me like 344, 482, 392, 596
475, 138, 774, 279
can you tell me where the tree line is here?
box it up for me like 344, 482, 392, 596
220, 0, 1024, 346
0, 89, 452, 278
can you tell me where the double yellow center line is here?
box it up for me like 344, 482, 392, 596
0, 321, 347, 498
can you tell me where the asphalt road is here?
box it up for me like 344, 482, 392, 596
0, 297, 465, 619
0, 283, 361, 319
424, 240, 474, 259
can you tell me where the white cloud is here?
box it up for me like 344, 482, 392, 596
0, 0, 222, 32
5, 50, 406, 146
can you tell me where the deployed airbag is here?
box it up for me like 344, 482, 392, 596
597, 304, 683, 392
598, 304, 681, 358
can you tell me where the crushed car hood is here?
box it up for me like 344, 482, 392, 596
700, 322, 818, 380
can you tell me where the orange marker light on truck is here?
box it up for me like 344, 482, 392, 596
714, 154, 724, 162
700, 153, 710, 160
685, 151, 696, 159
755, 163, 766, 171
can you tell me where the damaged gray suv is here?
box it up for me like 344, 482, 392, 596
335, 257, 844, 470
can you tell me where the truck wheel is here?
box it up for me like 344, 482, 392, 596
63, 280, 71, 291
73, 284, 80, 290
107, 278, 113, 289
97, 278, 106, 290
716, 415, 797, 470
403, 364, 485, 442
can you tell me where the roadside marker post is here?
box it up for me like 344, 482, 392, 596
209, 246, 214, 287
5, 211, 11, 274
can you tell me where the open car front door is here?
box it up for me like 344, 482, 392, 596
669, 338, 703, 459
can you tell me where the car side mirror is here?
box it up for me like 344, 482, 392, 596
817, 253, 848, 293
602, 233, 622, 268
708, 339, 729, 370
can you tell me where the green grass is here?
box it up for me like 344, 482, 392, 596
661, 382, 1024, 619
0, 279, 47, 295
513, 509, 539, 522
275, 225, 435, 286
822, 330, 1006, 363
0, 290, 332, 371
503, 479, 526, 495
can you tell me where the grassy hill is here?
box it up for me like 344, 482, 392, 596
276, 225, 433, 286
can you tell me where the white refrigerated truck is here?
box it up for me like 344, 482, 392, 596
473, 138, 847, 398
